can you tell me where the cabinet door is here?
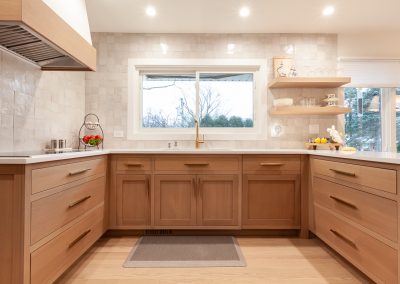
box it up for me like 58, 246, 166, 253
154, 175, 196, 226
116, 174, 150, 227
197, 175, 239, 226
242, 174, 300, 228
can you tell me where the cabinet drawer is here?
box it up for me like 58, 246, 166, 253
312, 158, 396, 194
314, 205, 397, 284
313, 177, 397, 242
155, 156, 240, 172
31, 157, 106, 194
31, 205, 104, 284
243, 155, 300, 172
31, 176, 106, 244
116, 157, 152, 172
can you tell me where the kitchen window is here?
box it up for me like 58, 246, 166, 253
128, 59, 267, 140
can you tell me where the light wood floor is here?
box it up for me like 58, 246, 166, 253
57, 237, 372, 284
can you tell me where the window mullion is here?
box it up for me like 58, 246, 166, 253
195, 71, 200, 122
381, 88, 396, 152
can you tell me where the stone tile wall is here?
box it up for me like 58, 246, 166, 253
0, 50, 85, 152
86, 33, 339, 149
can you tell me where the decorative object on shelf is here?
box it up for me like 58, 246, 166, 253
273, 98, 293, 107
288, 66, 297, 77
78, 113, 104, 150
323, 93, 339, 107
327, 125, 344, 145
273, 56, 294, 78
305, 142, 340, 150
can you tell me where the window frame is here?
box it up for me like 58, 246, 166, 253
127, 58, 268, 141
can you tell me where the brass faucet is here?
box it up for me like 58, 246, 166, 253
195, 119, 204, 149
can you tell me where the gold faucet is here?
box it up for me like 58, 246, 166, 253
195, 119, 204, 149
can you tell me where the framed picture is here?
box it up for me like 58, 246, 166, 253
273, 56, 293, 78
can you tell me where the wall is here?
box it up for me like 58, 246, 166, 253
86, 33, 339, 149
338, 32, 400, 59
0, 50, 85, 152
42, 0, 92, 44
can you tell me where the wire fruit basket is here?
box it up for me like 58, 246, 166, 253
78, 113, 104, 150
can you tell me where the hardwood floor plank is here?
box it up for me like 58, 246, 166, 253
57, 237, 371, 284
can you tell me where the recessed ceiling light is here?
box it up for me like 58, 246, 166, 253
322, 5, 335, 16
146, 6, 157, 17
239, 6, 250, 17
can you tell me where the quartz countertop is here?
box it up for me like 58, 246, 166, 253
1, 148, 400, 165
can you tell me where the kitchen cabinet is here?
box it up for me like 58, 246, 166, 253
116, 174, 151, 227
310, 156, 399, 283
197, 175, 239, 226
154, 175, 197, 226
242, 174, 300, 228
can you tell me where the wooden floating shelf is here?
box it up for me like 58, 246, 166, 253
270, 106, 352, 115
268, 77, 351, 88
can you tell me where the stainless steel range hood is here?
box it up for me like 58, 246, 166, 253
0, 0, 96, 71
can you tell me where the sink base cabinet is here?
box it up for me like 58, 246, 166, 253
242, 175, 300, 229
154, 175, 197, 227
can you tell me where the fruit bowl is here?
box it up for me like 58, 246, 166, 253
81, 135, 103, 147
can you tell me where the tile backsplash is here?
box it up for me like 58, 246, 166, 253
0, 50, 85, 152
86, 33, 339, 149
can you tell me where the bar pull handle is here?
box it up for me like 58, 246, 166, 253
125, 163, 143, 167
68, 229, 91, 248
330, 229, 357, 248
147, 177, 150, 200
330, 195, 357, 209
184, 163, 210, 166
259, 162, 284, 166
69, 195, 91, 208
69, 168, 91, 176
329, 168, 356, 177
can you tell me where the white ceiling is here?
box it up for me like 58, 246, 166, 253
85, 0, 400, 34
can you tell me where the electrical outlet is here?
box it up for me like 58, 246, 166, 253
113, 130, 124, 138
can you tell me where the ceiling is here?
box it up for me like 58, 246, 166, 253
85, 0, 400, 34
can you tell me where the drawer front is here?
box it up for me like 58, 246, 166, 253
31, 176, 106, 245
314, 205, 397, 283
116, 157, 152, 172
312, 158, 396, 194
32, 157, 106, 194
243, 156, 300, 172
313, 177, 397, 242
155, 156, 240, 172
31, 205, 104, 284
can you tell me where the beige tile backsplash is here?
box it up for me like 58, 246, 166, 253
0, 33, 339, 151
86, 33, 339, 149
0, 50, 85, 152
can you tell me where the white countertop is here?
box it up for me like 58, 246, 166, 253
1, 148, 400, 165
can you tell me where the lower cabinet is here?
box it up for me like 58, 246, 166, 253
242, 174, 300, 228
154, 174, 239, 227
116, 174, 151, 227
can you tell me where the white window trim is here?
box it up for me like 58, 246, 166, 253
127, 58, 268, 141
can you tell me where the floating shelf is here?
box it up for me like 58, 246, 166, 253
270, 106, 352, 115
268, 77, 351, 88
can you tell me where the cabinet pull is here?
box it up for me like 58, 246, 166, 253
184, 163, 209, 166
68, 229, 91, 248
330, 229, 357, 248
69, 168, 91, 176
147, 177, 151, 200
125, 163, 143, 167
259, 162, 284, 166
68, 195, 92, 208
329, 195, 357, 209
193, 178, 197, 197
197, 177, 202, 198
329, 169, 356, 177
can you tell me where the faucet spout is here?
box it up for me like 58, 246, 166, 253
195, 119, 205, 149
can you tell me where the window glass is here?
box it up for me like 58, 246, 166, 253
142, 74, 196, 128
198, 73, 254, 128
344, 87, 382, 151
